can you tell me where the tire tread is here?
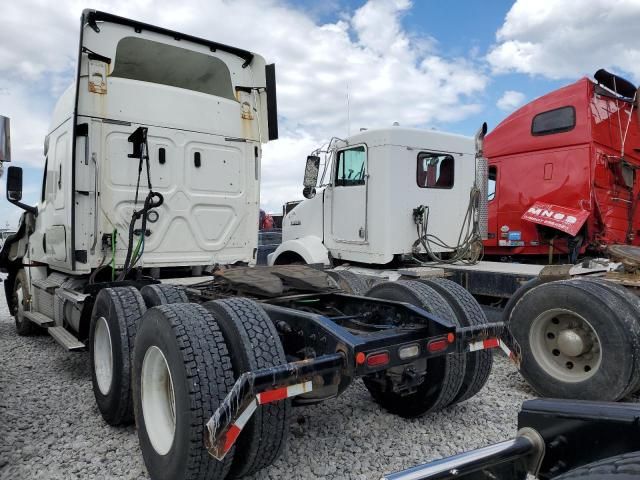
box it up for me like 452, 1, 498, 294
421, 278, 493, 404
204, 298, 289, 477
554, 451, 640, 479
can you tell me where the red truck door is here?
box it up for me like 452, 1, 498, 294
486, 163, 499, 247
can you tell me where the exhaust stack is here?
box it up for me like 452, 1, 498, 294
475, 122, 488, 240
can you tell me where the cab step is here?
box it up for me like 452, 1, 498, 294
23, 311, 54, 327
48, 326, 85, 351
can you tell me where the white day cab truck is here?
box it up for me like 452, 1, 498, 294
0, 10, 514, 480
269, 119, 640, 404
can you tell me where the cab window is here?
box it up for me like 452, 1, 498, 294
488, 165, 497, 201
531, 106, 575, 136
335, 146, 366, 186
111, 37, 235, 100
417, 153, 454, 189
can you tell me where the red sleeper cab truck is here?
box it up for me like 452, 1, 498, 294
483, 70, 640, 262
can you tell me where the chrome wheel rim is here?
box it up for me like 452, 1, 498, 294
93, 316, 114, 395
141, 346, 176, 455
529, 308, 602, 383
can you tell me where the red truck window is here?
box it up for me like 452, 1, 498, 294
531, 106, 576, 136
488, 166, 497, 201
417, 153, 454, 189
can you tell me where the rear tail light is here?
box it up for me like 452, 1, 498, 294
427, 338, 449, 353
398, 344, 420, 360
366, 352, 390, 367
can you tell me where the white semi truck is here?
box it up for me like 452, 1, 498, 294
269, 124, 640, 404
0, 10, 509, 480
269, 125, 487, 267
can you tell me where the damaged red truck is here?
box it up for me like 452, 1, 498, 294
484, 69, 640, 263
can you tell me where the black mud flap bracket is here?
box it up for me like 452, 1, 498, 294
204, 353, 344, 460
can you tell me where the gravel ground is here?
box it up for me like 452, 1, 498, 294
0, 285, 536, 480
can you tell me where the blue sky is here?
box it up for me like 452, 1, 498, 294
2, 0, 639, 227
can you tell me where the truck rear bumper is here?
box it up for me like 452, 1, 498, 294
204, 321, 516, 460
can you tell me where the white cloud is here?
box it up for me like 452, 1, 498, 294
487, 0, 640, 81
0, 0, 488, 219
496, 90, 526, 111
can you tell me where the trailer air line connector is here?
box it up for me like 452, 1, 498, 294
411, 123, 487, 266
411, 187, 483, 265
118, 127, 164, 280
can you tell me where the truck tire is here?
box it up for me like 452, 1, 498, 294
502, 277, 548, 324
133, 303, 236, 480
203, 298, 290, 478
13, 269, 34, 336
420, 278, 493, 405
569, 278, 640, 396
509, 279, 639, 400
553, 450, 640, 479
90, 286, 146, 426
140, 284, 189, 308
363, 280, 465, 417
327, 270, 368, 295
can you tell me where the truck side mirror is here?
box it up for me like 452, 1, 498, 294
0, 116, 11, 163
7, 166, 23, 201
303, 156, 320, 188
6, 165, 37, 215
303, 155, 320, 199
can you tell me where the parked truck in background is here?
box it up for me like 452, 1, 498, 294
0, 10, 510, 480
484, 69, 640, 263
269, 70, 640, 404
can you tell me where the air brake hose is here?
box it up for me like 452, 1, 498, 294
118, 127, 164, 281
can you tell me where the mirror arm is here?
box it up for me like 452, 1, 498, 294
8, 199, 37, 216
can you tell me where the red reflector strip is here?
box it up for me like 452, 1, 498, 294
427, 338, 448, 353
257, 387, 288, 404
222, 424, 242, 454
366, 352, 390, 367
483, 338, 500, 349
212, 381, 312, 461
257, 381, 313, 405
217, 398, 257, 458
467, 338, 518, 366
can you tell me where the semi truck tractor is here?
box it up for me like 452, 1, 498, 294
268, 73, 640, 403
0, 10, 510, 480
484, 69, 640, 263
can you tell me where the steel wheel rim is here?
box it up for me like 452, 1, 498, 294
529, 308, 602, 383
93, 316, 114, 395
15, 281, 25, 322
141, 345, 176, 456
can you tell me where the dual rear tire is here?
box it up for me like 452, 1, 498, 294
363, 279, 492, 417
90, 286, 147, 425
508, 278, 640, 401
132, 303, 236, 480
89, 284, 289, 479
89, 283, 190, 426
